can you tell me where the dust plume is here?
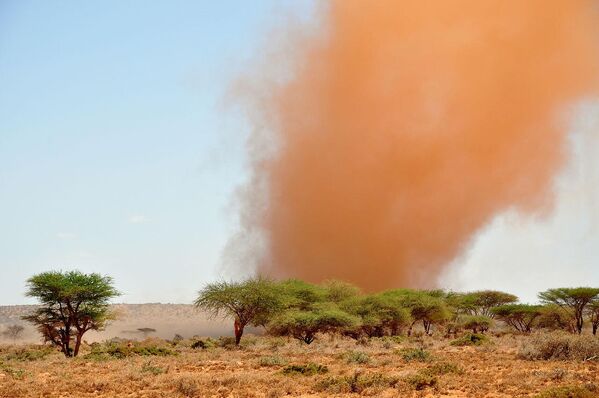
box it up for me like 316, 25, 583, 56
231, 1, 599, 291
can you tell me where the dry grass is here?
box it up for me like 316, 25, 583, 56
1, 333, 598, 397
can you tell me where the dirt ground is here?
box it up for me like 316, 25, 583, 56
1, 333, 597, 398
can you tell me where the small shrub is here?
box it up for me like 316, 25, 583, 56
0, 362, 26, 379
398, 347, 431, 362
534, 384, 597, 398
315, 371, 399, 394
85, 341, 177, 360
549, 368, 567, 381
218, 336, 238, 349
519, 332, 599, 361
450, 333, 489, 346
3, 346, 53, 362
174, 377, 199, 397
190, 338, 216, 350
266, 337, 287, 350
404, 372, 438, 390
259, 355, 287, 367
141, 361, 165, 375
345, 350, 371, 364
282, 363, 328, 376
172, 334, 184, 345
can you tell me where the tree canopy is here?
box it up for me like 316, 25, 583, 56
538, 287, 599, 334
491, 304, 542, 333
194, 277, 283, 345
23, 271, 120, 357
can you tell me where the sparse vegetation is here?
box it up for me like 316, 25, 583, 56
259, 355, 287, 367
281, 363, 328, 376
85, 340, 177, 360
404, 372, 438, 390
450, 332, 489, 346
1, 345, 53, 362
315, 371, 400, 393
344, 350, 370, 364
534, 385, 597, 398
2, 325, 25, 343
3, 274, 599, 397
519, 332, 599, 361
398, 347, 431, 362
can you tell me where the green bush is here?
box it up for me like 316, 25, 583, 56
398, 347, 431, 362
282, 363, 328, 376
450, 333, 489, 346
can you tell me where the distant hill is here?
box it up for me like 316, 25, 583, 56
0, 303, 237, 343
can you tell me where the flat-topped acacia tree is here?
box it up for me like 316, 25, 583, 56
194, 277, 283, 345
539, 287, 599, 334
23, 271, 120, 357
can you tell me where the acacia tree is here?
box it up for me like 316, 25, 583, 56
322, 280, 361, 303
277, 279, 327, 311
137, 327, 157, 339
536, 304, 576, 333
194, 277, 283, 345
491, 304, 542, 333
460, 315, 493, 333
384, 290, 450, 335
452, 291, 518, 318
538, 287, 599, 334
2, 324, 25, 343
341, 294, 411, 338
23, 271, 120, 357
268, 304, 358, 344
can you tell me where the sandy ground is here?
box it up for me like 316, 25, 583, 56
0, 333, 597, 398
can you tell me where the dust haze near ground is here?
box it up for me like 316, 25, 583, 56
0, 304, 233, 343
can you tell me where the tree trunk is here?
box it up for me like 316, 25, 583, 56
593, 323, 598, 336
61, 328, 72, 358
234, 318, 244, 346
74, 333, 83, 357
407, 321, 416, 337
576, 317, 584, 334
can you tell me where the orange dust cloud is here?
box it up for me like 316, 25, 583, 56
234, 1, 599, 291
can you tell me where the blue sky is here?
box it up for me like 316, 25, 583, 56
2, 1, 599, 305
0, 1, 316, 304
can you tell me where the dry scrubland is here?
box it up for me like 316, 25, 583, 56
0, 304, 230, 343
1, 332, 598, 398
